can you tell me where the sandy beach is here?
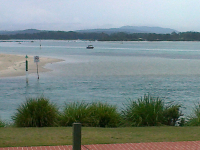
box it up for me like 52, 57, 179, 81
0, 54, 63, 77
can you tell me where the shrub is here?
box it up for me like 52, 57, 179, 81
87, 102, 121, 127
12, 97, 59, 127
0, 119, 5, 127
121, 94, 181, 126
60, 101, 90, 126
163, 104, 181, 126
186, 103, 200, 126
60, 101, 120, 127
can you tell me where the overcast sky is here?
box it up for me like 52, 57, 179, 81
1, 0, 200, 32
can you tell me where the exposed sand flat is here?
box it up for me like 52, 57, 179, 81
0, 54, 63, 77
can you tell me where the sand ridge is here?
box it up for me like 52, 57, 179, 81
0, 54, 63, 77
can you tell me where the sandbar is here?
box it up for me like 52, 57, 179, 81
0, 54, 63, 77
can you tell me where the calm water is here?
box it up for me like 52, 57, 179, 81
1, 40, 200, 121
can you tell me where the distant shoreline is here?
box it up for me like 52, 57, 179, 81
1, 40, 200, 42
0, 30, 200, 41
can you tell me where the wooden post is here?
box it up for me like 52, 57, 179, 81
73, 123, 81, 150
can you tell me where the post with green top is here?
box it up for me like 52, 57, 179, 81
25, 55, 28, 83
73, 123, 81, 150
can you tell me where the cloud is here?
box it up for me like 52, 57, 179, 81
1, 0, 200, 31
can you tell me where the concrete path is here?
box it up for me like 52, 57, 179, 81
1, 141, 200, 150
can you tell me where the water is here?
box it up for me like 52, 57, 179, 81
1, 40, 200, 122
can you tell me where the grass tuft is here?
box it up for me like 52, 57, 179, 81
60, 101, 90, 126
186, 103, 200, 126
87, 102, 121, 127
163, 103, 181, 126
12, 97, 59, 127
60, 101, 120, 127
0, 119, 5, 127
121, 94, 181, 126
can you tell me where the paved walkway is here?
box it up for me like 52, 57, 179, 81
1, 141, 200, 150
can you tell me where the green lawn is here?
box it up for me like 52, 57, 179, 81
1, 126, 200, 147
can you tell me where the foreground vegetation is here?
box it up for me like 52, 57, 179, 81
121, 95, 181, 126
7, 95, 182, 127
1, 94, 200, 128
1, 126, 200, 147
185, 104, 200, 126
60, 101, 120, 127
12, 97, 59, 127
0, 119, 5, 127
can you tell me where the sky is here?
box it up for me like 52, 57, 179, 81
1, 0, 200, 32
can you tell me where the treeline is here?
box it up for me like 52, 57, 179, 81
1, 31, 200, 41
0, 31, 102, 40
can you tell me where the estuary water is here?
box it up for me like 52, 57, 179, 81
1, 40, 200, 121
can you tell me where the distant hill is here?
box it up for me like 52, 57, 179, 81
0, 26, 178, 35
76, 26, 178, 34
0, 29, 43, 35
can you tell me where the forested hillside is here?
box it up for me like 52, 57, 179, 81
1, 31, 200, 41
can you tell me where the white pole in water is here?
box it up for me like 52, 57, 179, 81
37, 62, 39, 79
25, 55, 29, 83
34, 56, 40, 79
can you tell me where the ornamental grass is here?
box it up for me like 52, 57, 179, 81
59, 101, 90, 126
60, 101, 121, 127
121, 94, 181, 126
186, 103, 200, 126
12, 97, 59, 127
0, 119, 5, 127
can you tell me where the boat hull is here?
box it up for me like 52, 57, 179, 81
86, 45, 94, 49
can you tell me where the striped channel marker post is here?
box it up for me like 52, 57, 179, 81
25, 55, 28, 83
